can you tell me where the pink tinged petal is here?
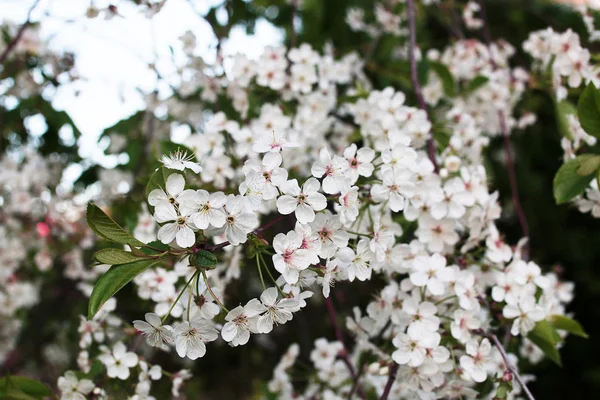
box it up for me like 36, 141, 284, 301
166, 173, 186, 195
157, 223, 178, 245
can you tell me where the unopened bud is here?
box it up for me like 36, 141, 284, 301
502, 369, 513, 382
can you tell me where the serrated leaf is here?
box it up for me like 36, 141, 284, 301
553, 155, 597, 204
190, 250, 218, 269
0, 376, 52, 398
88, 259, 161, 319
86, 204, 146, 247
93, 248, 151, 265
578, 82, 600, 138
549, 315, 589, 338
527, 320, 562, 365
555, 100, 577, 139
429, 61, 456, 97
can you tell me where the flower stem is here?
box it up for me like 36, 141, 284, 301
162, 272, 197, 324
201, 270, 229, 313
256, 254, 267, 290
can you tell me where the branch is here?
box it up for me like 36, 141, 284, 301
325, 297, 367, 400
488, 333, 535, 400
477, 0, 530, 256
379, 363, 399, 400
406, 0, 438, 172
0, 0, 41, 65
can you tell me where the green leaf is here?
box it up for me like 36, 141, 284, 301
578, 82, 600, 138
429, 61, 456, 97
190, 250, 218, 269
86, 203, 146, 247
576, 155, 600, 176
527, 320, 562, 365
555, 100, 577, 139
0, 376, 52, 399
88, 259, 162, 319
549, 315, 589, 338
553, 155, 598, 204
93, 248, 151, 265
465, 75, 489, 93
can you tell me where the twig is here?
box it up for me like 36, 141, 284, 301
324, 297, 367, 400
379, 363, 399, 400
406, 0, 438, 172
0, 0, 42, 65
488, 333, 535, 400
477, 0, 530, 255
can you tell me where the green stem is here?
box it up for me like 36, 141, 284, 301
162, 272, 197, 324
434, 295, 457, 306
256, 254, 267, 290
259, 253, 286, 297
201, 270, 229, 313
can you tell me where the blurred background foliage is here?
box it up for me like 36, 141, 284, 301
3, 0, 600, 398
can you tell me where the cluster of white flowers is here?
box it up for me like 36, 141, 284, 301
0, 151, 100, 368
346, 3, 406, 37
51, 30, 577, 397
0, 2, 578, 399
574, 1, 600, 42
524, 27, 600, 220
524, 27, 594, 100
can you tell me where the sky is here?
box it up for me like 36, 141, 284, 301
0, 0, 283, 163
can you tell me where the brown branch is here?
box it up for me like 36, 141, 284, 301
406, 0, 438, 172
0, 0, 42, 65
379, 363, 399, 400
488, 333, 535, 400
477, 0, 530, 255
325, 297, 367, 400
